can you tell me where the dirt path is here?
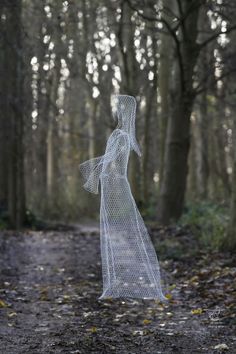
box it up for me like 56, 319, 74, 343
0, 225, 235, 353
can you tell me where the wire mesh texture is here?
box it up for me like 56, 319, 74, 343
79, 95, 167, 301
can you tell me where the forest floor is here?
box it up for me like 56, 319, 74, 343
0, 222, 235, 354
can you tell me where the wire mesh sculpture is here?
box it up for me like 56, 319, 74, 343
79, 95, 167, 301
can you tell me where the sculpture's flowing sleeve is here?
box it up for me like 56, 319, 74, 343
79, 155, 104, 194
79, 131, 127, 194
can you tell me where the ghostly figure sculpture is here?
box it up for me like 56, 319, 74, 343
79, 95, 167, 301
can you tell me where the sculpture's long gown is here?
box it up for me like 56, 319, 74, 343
80, 128, 167, 301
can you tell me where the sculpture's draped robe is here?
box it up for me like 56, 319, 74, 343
80, 129, 166, 300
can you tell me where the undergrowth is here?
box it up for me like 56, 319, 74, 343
179, 202, 229, 250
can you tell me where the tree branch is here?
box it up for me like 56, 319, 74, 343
199, 24, 236, 49
125, 0, 185, 91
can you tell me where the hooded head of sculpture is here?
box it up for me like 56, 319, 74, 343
112, 94, 142, 157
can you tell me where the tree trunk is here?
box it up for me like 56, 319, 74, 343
46, 68, 61, 205
208, 104, 221, 200
195, 9, 211, 199
142, 91, 155, 203
215, 99, 231, 198
0, 4, 8, 212
87, 97, 97, 160
117, 1, 141, 201
158, 0, 175, 186
4, 1, 26, 228
159, 0, 200, 224
223, 111, 236, 251
222, 28, 236, 251
196, 90, 209, 198
187, 116, 198, 201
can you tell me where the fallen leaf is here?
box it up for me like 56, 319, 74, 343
166, 312, 173, 317
191, 308, 203, 315
168, 284, 176, 291
190, 275, 199, 283
39, 290, 48, 301
88, 326, 97, 333
133, 330, 144, 336
213, 343, 229, 351
8, 312, 17, 317
0, 299, 8, 308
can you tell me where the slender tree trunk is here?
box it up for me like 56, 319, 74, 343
0, 5, 8, 211
223, 112, 236, 251
4, 1, 26, 228
46, 66, 61, 205
117, 1, 141, 201
187, 116, 198, 201
158, 0, 175, 186
195, 10, 211, 199
142, 92, 154, 203
215, 99, 231, 197
196, 89, 209, 198
142, 38, 158, 204
87, 97, 97, 159
208, 105, 220, 200
33, 3, 48, 214
222, 29, 236, 251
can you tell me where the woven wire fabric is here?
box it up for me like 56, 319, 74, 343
79, 95, 167, 301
